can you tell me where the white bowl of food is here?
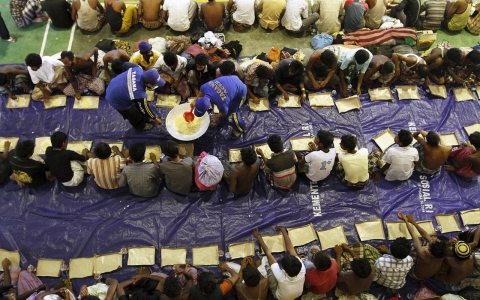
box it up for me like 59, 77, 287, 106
165, 103, 210, 141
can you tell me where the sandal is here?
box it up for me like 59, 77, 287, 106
5, 36, 16, 43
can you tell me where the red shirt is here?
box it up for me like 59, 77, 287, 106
305, 260, 338, 294
344, 0, 369, 9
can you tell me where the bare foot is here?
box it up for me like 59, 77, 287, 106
444, 165, 455, 171
135, 266, 150, 276
5, 36, 16, 43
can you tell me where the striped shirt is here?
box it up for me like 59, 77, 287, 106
420, 0, 447, 30
468, 10, 480, 34
86, 155, 126, 189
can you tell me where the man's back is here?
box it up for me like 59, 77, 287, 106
337, 268, 375, 295
445, 256, 474, 283
41, 0, 74, 28
159, 158, 193, 195
232, 159, 260, 194
422, 144, 451, 171
469, 151, 480, 174
383, 146, 418, 181
413, 247, 445, 280
201, 1, 225, 29
139, 0, 161, 21
10, 154, 47, 188
120, 163, 161, 197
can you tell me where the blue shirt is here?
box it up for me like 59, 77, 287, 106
200, 75, 246, 114
106, 67, 147, 111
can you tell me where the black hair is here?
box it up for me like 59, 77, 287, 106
219, 60, 236, 75
397, 129, 413, 146
195, 53, 209, 66
288, 60, 304, 74
351, 258, 372, 278
313, 251, 332, 271
320, 50, 335, 67
255, 65, 270, 79
0, 74, 7, 86
446, 48, 463, 62
341, 134, 357, 152
417, 64, 430, 78
354, 49, 370, 64
130, 289, 148, 300
426, 131, 440, 147
317, 130, 334, 148
94, 142, 112, 159
469, 132, 480, 149
15, 140, 35, 159
164, 51, 178, 67
380, 61, 395, 74
267, 135, 283, 153
241, 147, 257, 166
197, 271, 216, 295
466, 50, 480, 65
242, 265, 261, 287
390, 237, 411, 259
430, 239, 448, 259
81, 296, 100, 300
164, 140, 179, 159
281, 253, 302, 277
25, 53, 42, 68
129, 143, 146, 162
60, 51, 74, 61
111, 59, 125, 75
163, 274, 181, 298
50, 131, 68, 148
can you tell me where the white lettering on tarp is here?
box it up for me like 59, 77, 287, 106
419, 175, 434, 213
310, 181, 322, 217
301, 123, 314, 137
408, 122, 417, 132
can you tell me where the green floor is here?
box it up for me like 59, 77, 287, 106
1, 1, 479, 64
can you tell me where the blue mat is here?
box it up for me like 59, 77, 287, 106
1, 83, 479, 300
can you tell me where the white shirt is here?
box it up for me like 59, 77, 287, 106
232, 0, 256, 25
338, 148, 369, 183
339, 49, 373, 74
271, 256, 306, 300
163, 0, 192, 31
383, 146, 419, 181
158, 55, 188, 80
281, 0, 308, 31
28, 56, 64, 84
305, 148, 336, 181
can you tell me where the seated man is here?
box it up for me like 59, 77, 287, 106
343, 0, 369, 33
215, 60, 245, 81
281, 0, 319, 33
243, 61, 273, 103
190, 263, 239, 300
363, 55, 396, 85
86, 143, 126, 190
445, 132, 480, 178
253, 226, 306, 300
335, 134, 369, 187
25, 53, 72, 101
274, 58, 306, 102
398, 212, 448, 280
158, 51, 189, 100
227, 0, 255, 32
305, 48, 340, 90
434, 241, 474, 284
298, 130, 336, 182
443, 0, 472, 32
105, 0, 138, 34
0, 65, 30, 100
10, 0, 46, 28
194, 152, 224, 191
71, 0, 106, 32
222, 147, 260, 194
119, 143, 161, 197
230, 257, 268, 300
339, 48, 373, 97
256, 135, 297, 189
60, 48, 105, 99
417, 0, 447, 30
334, 246, 375, 295
138, 0, 162, 29
9, 140, 49, 188
444, 49, 480, 86
391, 53, 430, 86
159, 140, 194, 195
467, 3, 480, 34
413, 130, 451, 175
200, 0, 229, 32
374, 129, 418, 182
458, 226, 480, 249
45, 131, 88, 187
186, 54, 216, 97
101, 49, 130, 83
256, 0, 286, 30
371, 237, 413, 289
129, 41, 162, 71
40, 0, 74, 28
305, 249, 337, 295
314, 0, 344, 34
389, 0, 421, 27
0, 141, 13, 185
364, 0, 387, 29
161, 0, 196, 32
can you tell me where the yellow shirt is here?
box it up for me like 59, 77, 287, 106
129, 50, 161, 70
448, 3, 472, 31
258, 0, 286, 30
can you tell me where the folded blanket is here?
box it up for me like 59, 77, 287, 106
343, 28, 417, 47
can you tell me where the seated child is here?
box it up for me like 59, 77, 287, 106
159, 140, 194, 195
194, 152, 224, 191
335, 134, 369, 187
222, 147, 260, 194
10, 140, 49, 188
86, 143, 126, 189
298, 130, 336, 182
